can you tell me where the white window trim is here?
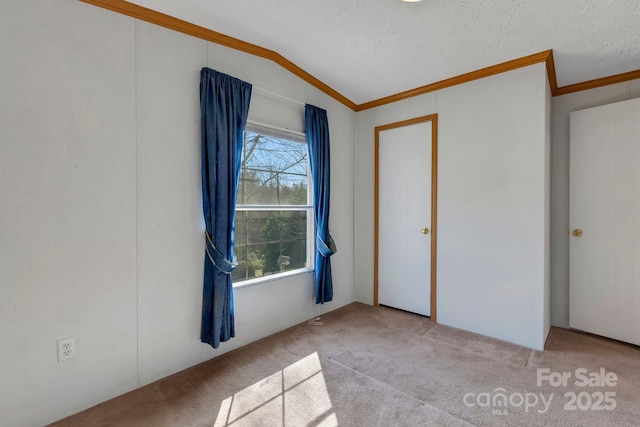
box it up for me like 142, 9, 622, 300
233, 123, 315, 287
233, 268, 314, 290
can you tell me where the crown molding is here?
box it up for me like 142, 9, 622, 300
80, 0, 640, 111
358, 50, 554, 111
79, 0, 358, 110
545, 49, 559, 96
554, 69, 640, 96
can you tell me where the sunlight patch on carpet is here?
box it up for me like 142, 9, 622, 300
214, 352, 338, 426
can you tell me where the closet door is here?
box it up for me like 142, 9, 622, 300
569, 97, 640, 346
375, 116, 437, 318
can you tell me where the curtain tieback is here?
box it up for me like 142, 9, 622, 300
316, 233, 337, 257
205, 231, 238, 274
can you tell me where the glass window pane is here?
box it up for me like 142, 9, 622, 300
232, 210, 308, 282
237, 132, 309, 206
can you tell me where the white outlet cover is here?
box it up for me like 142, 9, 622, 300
57, 337, 77, 362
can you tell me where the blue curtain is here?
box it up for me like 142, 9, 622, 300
305, 104, 336, 304
200, 68, 252, 349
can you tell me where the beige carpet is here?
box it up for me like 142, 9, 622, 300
51, 303, 640, 426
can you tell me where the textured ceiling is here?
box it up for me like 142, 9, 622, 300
126, 0, 640, 104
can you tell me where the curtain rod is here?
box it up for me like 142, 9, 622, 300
253, 86, 306, 107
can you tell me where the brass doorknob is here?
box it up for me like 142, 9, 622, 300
572, 229, 583, 237
421, 227, 429, 234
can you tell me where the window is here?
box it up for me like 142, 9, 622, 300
233, 123, 313, 284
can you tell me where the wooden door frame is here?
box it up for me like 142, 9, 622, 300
374, 114, 438, 321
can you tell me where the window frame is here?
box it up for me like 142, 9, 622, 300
232, 122, 314, 287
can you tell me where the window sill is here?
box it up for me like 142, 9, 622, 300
233, 268, 314, 290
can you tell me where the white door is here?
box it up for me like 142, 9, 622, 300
569, 97, 640, 346
378, 121, 432, 316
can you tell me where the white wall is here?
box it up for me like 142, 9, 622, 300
0, 2, 138, 426
355, 64, 550, 350
0, 2, 355, 426
550, 79, 640, 328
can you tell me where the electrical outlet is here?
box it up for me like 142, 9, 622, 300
57, 337, 77, 362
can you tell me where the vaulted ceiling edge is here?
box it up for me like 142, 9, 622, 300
80, 0, 639, 112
